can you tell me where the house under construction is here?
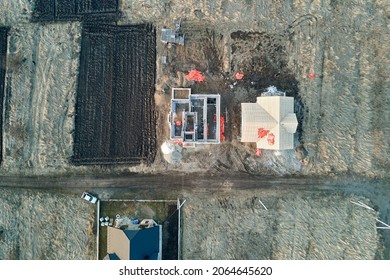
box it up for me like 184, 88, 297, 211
169, 88, 221, 146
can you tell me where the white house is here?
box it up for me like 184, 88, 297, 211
241, 96, 298, 150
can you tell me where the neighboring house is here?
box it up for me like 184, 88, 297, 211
169, 88, 221, 146
106, 222, 162, 260
241, 96, 298, 150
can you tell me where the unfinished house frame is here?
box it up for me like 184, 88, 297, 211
169, 88, 220, 146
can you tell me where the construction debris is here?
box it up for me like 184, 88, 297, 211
161, 19, 184, 46
185, 70, 205, 82
351, 201, 390, 230
161, 140, 183, 164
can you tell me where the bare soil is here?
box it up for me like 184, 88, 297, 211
0, 28, 7, 164
73, 24, 156, 165
0, 175, 387, 260
0, 0, 389, 260
182, 191, 382, 260
31, 0, 119, 22
0, 187, 96, 260
0, 0, 388, 177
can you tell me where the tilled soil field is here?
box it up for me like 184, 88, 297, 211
73, 24, 156, 165
32, 0, 119, 22
0, 28, 7, 165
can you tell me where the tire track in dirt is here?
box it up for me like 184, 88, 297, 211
0, 189, 96, 259
26, 24, 41, 167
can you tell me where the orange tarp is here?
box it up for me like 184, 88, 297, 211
185, 70, 205, 82
267, 133, 275, 145
220, 116, 225, 141
173, 138, 183, 146
235, 73, 244, 80
258, 128, 269, 139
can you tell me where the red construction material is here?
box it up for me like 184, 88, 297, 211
173, 138, 183, 146
256, 148, 262, 156
235, 73, 244, 80
185, 69, 205, 82
258, 128, 269, 139
220, 116, 225, 141
267, 133, 275, 145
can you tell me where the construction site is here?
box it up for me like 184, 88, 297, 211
0, 0, 389, 260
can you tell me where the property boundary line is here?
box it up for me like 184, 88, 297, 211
177, 199, 186, 260
96, 199, 100, 260
100, 199, 177, 202
177, 199, 181, 260
97, 198, 181, 260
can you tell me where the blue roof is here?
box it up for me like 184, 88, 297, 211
124, 227, 160, 260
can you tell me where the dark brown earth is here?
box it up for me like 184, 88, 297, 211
73, 24, 156, 165
0, 28, 7, 165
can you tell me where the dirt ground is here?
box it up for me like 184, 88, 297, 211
0, 176, 387, 260
181, 191, 382, 260
0, 0, 389, 260
0, 187, 96, 260
0, 0, 388, 177
72, 24, 157, 165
